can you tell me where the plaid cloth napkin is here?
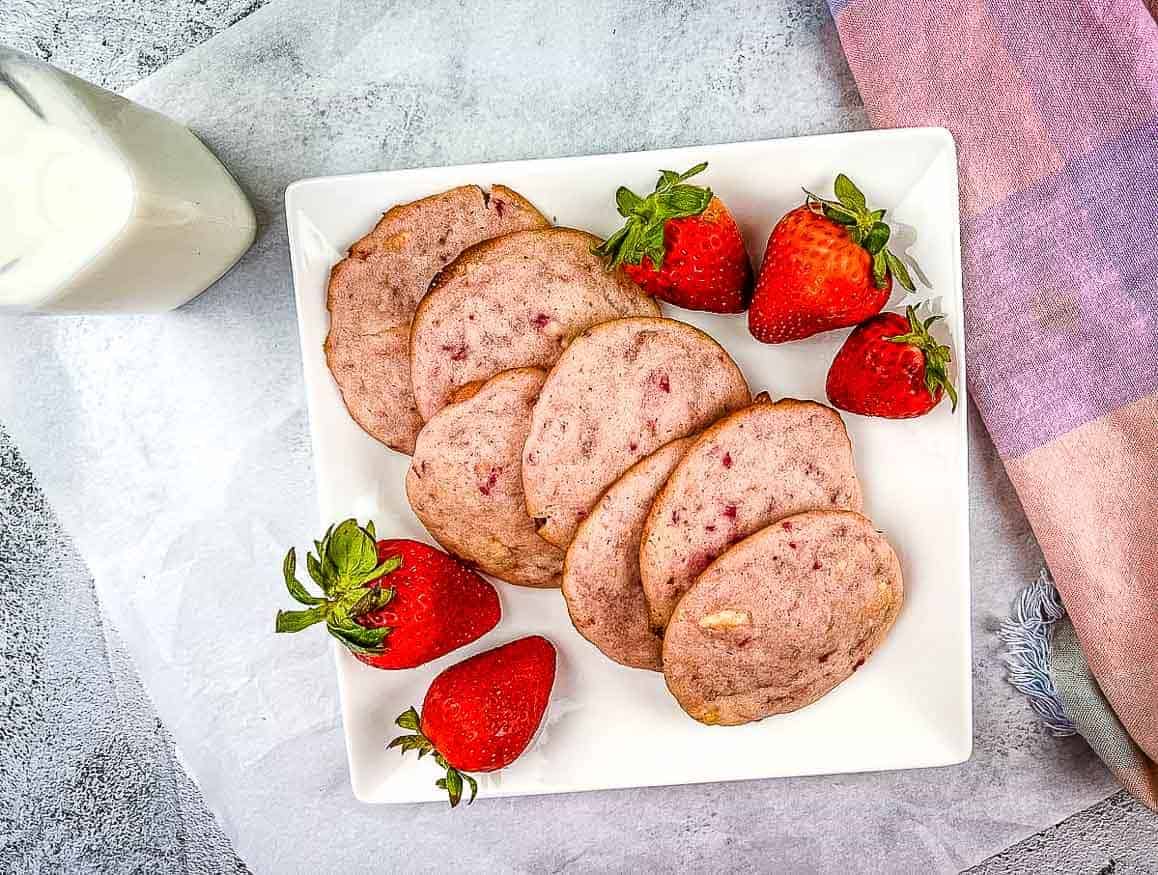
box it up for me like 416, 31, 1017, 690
827, 0, 1158, 807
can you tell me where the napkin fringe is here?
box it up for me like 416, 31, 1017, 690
1000, 569, 1077, 736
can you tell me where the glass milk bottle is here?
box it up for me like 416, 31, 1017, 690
0, 48, 256, 313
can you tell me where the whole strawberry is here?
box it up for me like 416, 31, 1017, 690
826, 305, 958, 418
275, 520, 500, 669
593, 162, 752, 313
749, 174, 921, 343
389, 635, 557, 806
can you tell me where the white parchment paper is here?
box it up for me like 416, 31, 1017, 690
0, 0, 1116, 871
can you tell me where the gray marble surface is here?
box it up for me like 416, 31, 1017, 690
0, 427, 248, 874
968, 792, 1158, 874
6, 0, 271, 89
1, 1, 1155, 872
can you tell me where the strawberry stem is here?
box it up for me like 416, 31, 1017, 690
803, 173, 924, 293
593, 162, 713, 271
274, 519, 401, 654
887, 305, 958, 411
389, 707, 479, 807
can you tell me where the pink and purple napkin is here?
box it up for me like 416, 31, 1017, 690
828, 0, 1158, 807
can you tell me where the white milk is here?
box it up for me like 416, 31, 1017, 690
0, 49, 256, 313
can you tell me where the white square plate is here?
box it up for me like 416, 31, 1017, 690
285, 128, 971, 804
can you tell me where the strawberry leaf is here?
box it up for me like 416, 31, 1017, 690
275, 604, 328, 633
819, 202, 857, 226
595, 162, 713, 270
312, 531, 334, 591
615, 186, 644, 217
388, 734, 434, 758
654, 185, 712, 217
639, 221, 668, 269
678, 161, 708, 182
334, 585, 373, 616
834, 173, 866, 211
367, 585, 395, 611
389, 710, 481, 809
361, 584, 395, 614
396, 707, 421, 731
321, 542, 339, 585
658, 162, 707, 188
619, 223, 645, 266
940, 377, 959, 411
328, 519, 380, 578
594, 225, 630, 263
283, 549, 324, 606
864, 222, 890, 254
350, 555, 402, 586
441, 769, 464, 807
872, 250, 888, 289
885, 250, 915, 292
305, 551, 326, 589
273, 520, 398, 655
327, 617, 390, 652
347, 588, 382, 618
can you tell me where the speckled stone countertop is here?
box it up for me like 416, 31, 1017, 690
2, 2, 1156, 872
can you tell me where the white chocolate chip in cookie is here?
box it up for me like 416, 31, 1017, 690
699, 608, 752, 631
